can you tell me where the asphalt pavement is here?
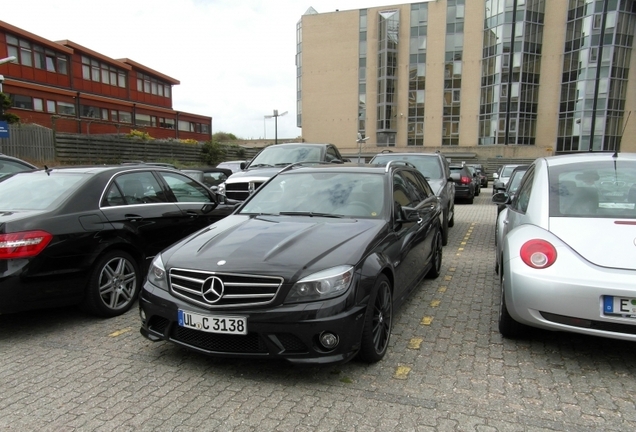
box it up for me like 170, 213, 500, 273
2, 188, 636, 431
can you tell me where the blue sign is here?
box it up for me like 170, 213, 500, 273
0, 121, 8, 138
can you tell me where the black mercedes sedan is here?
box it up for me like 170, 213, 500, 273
140, 162, 443, 365
0, 165, 232, 317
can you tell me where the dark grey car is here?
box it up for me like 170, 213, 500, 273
368, 152, 455, 246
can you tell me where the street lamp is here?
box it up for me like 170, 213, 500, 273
357, 132, 370, 163
265, 109, 287, 144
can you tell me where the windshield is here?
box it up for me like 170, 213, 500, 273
0, 171, 89, 210
372, 155, 443, 179
249, 146, 323, 167
241, 172, 385, 219
549, 160, 636, 218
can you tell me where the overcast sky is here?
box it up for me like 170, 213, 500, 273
4, 0, 399, 140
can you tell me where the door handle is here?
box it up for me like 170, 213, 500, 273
185, 211, 199, 218
125, 214, 143, 222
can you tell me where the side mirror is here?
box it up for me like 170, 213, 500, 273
491, 192, 510, 205
240, 162, 247, 170
492, 173, 499, 179
402, 206, 421, 222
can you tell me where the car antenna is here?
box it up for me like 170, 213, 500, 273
44, 165, 53, 176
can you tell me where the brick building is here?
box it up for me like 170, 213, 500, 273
0, 20, 212, 141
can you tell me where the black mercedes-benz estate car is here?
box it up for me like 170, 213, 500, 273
0, 165, 232, 317
140, 161, 443, 365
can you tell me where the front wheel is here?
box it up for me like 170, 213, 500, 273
357, 275, 393, 363
81, 250, 141, 318
426, 229, 443, 279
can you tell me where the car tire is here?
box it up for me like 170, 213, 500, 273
467, 195, 474, 204
448, 204, 455, 227
498, 272, 528, 338
81, 250, 141, 318
441, 209, 449, 246
357, 274, 392, 363
475, 186, 480, 196
426, 229, 443, 279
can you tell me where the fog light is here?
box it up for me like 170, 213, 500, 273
140, 308, 146, 322
319, 332, 339, 350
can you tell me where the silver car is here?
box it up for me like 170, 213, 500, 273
493, 152, 636, 341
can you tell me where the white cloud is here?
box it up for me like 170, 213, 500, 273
3, 0, 401, 139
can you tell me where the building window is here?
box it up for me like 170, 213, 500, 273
33, 98, 44, 111
119, 111, 132, 123
6, 34, 68, 75
159, 118, 175, 129
80, 105, 101, 119
57, 102, 76, 116
81, 56, 127, 88
135, 113, 152, 127
137, 73, 170, 97
11, 95, 34, 110
46, 100, 56, 113
101, 108, 109, 120
178, 120, 194, 132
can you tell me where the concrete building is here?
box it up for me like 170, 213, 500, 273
0, 20, 212, 141
296, 0, 636, 159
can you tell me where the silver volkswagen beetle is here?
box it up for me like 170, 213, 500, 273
493, 152, 636, 340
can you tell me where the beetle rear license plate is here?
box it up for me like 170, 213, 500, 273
603, 296, 636, 317
178, 310, 247, 335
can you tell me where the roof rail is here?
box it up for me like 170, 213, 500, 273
278, 160, 330, 174
384, 160, 416, 173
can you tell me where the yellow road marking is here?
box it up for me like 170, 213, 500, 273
430, 300, 441, 307
438, 286, 447, 292
445, 275, 452, 281
420, 316, 433, 325
108, 328, 132, 337
408, 338, 423, 349
394, 365, 411, 380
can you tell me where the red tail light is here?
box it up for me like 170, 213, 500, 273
0, 231, 53, 259
460, 176, 471, 185
520, 239, 557, 269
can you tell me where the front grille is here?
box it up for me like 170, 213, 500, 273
171, 326, 268, 353
169, 268, 283, 309
225, 181, 264, 201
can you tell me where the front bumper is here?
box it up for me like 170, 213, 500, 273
139, 282, 368, 365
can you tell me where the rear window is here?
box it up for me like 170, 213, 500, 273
0, 171, 89, 210
549, 160, 636, 218
371, 155, 443, 179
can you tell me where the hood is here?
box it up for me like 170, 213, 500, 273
427, 179, 444, 196
549, 218, 636, 271
163, 215, 386, 281
225, 167, 282, 182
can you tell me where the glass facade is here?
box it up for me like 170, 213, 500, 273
358, 9, 368, 140
558, 0, 635, 152
376, 9, 400, 146
443, 0, 465, 146
408, 3, 429, 146
479, 0, 545, 146
296, 19, 303, 128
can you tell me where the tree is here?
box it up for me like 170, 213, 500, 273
201, 140, 226, 166
0, 92, 20, 124
213, 131, 238, 142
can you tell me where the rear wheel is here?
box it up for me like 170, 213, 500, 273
358, 275, 392, 363
426, 229, 443, 279
81, 250, 141, 318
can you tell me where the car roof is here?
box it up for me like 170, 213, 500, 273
24, 165, 181, 175
543, 151, 636, 167
279, 162, 412, 175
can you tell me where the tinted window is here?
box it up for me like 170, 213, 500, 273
109, 171, 167, 206
158, 171, 211, 203
393, 171, 425, 207
548, 160, 636, 218
325, 147, 340, 162
241, 172, 385, 218
250, 146, 323, 166
0, 172, 88, 210
510, 166, 534, 213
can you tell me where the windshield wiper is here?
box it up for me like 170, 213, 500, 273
249, 163, 274, 168
278, 211, 344, 218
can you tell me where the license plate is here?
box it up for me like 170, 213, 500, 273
603, 296, 636, 317
178, 310, 247, 335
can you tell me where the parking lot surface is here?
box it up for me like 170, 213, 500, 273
2, 189, 636, 431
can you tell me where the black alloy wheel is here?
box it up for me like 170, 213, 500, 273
81, 250, 141, 318
358, 275, 393, 363
426, 229, 443, 279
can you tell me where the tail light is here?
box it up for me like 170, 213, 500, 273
0, 231, 53, 259
520, 239, 557, 269
460, 176, 471, 185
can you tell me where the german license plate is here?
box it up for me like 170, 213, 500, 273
603, 296, 636, 317
178, 310, 247, 335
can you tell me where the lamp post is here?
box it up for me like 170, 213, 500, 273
265, 109, 287, 144
357, 132, 370, 163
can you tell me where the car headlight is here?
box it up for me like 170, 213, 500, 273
148, 254, 169, 291
217, 182, 226, 195
285, 265, 354, 304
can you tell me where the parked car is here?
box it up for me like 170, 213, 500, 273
492, 164, 521, 195
121, 161, 178, 169
465, 165, 481, 196
493, 152, 636, 341
469, 164, 488, 187
494, 165, 529, 215
182, 167, 232, 190
368, 152, 455, 246
139, 161, 444, 365
216, 160, 248, 174
0, 165, 233, 317
449, 164, 475, 204
0, 154, 37, 180
217, 143, 347, 202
